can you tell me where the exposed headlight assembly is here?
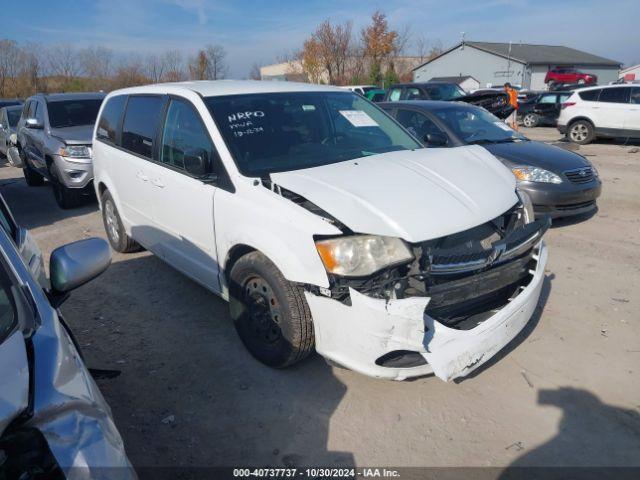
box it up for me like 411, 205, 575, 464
517, 189, 535, 223
315, 235, 413, 277
512, 166, 561, 184
59, 145, 92, 158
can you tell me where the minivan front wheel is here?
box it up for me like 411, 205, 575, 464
229, 251, 314, 368
100, 190, 142, 253
568, 120, 594, 145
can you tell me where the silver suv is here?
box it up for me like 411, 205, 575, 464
15, 93, 105, 208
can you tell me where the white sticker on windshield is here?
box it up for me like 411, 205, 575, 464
340, 110, 378, 127
494, 121, 513, 131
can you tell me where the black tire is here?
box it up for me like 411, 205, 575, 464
23, 160, 45, 187
100, 190, 142, 253
229, 251, 314, 368
522, 113, 540, 128
567, 120, 595, 145
48, 163, 82, 209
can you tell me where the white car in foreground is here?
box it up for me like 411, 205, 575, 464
93, 80, 549, 381
557, 84, 640, 144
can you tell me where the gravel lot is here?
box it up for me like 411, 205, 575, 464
1, 128, 639, 475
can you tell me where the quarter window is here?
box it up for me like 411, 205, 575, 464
97, 95, 127, 144
121, 96, 165, 159
599, 87, 630, 104
160, 99, 215, 172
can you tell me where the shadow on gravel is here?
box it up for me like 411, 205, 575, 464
455, 273, 554, 383
0, 164, 97, 230
64, 252, 353, 478
499, 387, 640, 479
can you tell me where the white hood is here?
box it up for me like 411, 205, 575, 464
271, 146, 517, 242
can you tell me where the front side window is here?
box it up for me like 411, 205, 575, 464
433, 105, 526, 145
396, 109, 443, 140
27, 101, 36, 118
121, 96, 166, 159
405, 88, 421, 100
205, 91, 421, 176
599, 87, 630, 104
388, 88, 402, 101
34, 102, 45, 124
97, 95, 127, 144
47, 99, 103, 128
161, 99, 215, 172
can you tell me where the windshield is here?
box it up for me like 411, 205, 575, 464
6, 109, 21, 127
426, 84, 467, 101
433, 106, 527, 144
47, 99, 103, 128
205, 91, 421, 176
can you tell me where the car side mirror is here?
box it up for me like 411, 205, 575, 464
25, 118, 43, 129
50, 238, 111, 294
184, 148, 212, 178
424, 132, 448, 147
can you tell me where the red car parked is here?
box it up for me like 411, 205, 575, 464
545, 67, 597, 85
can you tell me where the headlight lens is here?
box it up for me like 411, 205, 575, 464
59, 145, 91, 158
315, 235, 413, 277
517, 189, 535, 223
512, 166, 562, 184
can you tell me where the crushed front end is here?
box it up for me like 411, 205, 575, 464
305, 202, 550, 381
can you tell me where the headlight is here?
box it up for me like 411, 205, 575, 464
315, 235, 413, 277
512, 166, 561, 184
517, 189, 535, 223
59, 145, 91, 158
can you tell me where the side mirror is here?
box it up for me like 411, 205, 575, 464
184, 148, 211, 177
424, 132, 448, 147
50, 238, 111, 294
25, 118, 43, 129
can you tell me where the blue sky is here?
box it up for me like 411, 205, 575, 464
3, 0, 639, 77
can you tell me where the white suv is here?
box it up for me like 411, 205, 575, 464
93, 80, 549, 381
558, 84, 640, 144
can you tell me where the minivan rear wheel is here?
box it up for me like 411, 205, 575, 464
522, 113, 539, 128
568, 120, 595, 145
229, 251, 314, 368
100, 190, 142, 253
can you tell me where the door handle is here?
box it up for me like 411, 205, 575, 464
151, 178, 165, 188
137, 172, 149, 181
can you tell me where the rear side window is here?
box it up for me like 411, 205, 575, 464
97, 95, 127, 144
121, 96, 165, 159
538, 94, 557, 104
388, 88, 402, 101
599, 87, 630, 104
579, 89, 601, 101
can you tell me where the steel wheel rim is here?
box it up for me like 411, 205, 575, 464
570, 124, 588, 142
104, 200, 120, 243
243, 275, 282, 344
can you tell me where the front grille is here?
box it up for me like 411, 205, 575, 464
564, 167, 595, 184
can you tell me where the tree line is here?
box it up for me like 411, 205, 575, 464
295, 11, 444, 86
0, 39, 229, 98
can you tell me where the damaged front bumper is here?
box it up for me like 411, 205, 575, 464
305, 242, 548, 381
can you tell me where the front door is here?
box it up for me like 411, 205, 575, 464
624, 87, 640, 135
148, 97, 220, 292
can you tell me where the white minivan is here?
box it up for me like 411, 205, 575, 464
93, 81, 549, 381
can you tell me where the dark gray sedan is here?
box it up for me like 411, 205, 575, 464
381, 100, 602, 219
